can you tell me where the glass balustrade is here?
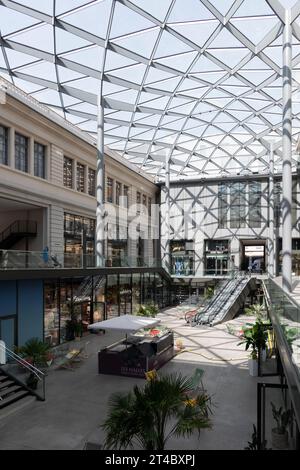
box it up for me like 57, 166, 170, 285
0, 250, 160, 270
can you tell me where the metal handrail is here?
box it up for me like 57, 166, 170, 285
0, 220, 37, 243
0, 343, 45, 401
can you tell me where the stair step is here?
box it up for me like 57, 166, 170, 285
0, 384, 23, 398
0, 379, 15, 390
0, 394, 36, 420
0, 390, 29, 409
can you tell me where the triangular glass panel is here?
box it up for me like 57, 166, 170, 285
19, 61, 57, 82
154, 30, 193, 59
9, 24, 54, 53
0, 6, 39, 36
155, 51, 198, 72
238, 70, 274, 86
233, 0, 276, 18
168, 0, 214, 22
230, 17, 279, 46
55, 27, 92, 54
13, 77, 43, 94
63, 0, 113, 39
5, 49, 39, 70
145, 66, 176, 84
209, 48, 249, 68
130, 0, 173, 21
104, 50, 139, 72
209, 27, 246, 49
214, 1, 237, 18
111, 28, 160, 59
60, 45, 104, 72
20, 0, 53, 14
107, 63, 147, 84
56, 0, 95, 16
170, 20, 219, 48
110, 2, 157, 38
67, 77, 101, 95
56, 65, 86, 83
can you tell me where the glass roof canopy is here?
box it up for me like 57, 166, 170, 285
0, 0, 300, 181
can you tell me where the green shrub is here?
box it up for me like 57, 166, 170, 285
135, 303, 159, 317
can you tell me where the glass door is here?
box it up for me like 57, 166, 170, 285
0, 315, 17, 355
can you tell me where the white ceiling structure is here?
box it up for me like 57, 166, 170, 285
0, 0, 300, 180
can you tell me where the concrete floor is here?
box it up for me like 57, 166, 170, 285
0, 308, 264, 450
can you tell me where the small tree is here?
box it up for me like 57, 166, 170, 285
238, 319, 268, 359
271, 403, 293, 435
244, 304, 266, 320
102, 371, 213, 450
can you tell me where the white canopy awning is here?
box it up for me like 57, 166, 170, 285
88, 314, 160, 332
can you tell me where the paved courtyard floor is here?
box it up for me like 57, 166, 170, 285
0, 307, 263, 450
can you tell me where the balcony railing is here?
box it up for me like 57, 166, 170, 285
0, 249, 161, 270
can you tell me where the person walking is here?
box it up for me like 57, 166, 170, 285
42, 246, 49, 266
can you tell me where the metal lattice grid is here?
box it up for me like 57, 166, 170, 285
0, 0, 300, 180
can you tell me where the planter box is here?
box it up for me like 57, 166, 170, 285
248, 358, 258, 377
271, 429, 289, 449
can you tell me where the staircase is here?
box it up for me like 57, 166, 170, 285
73, 274, 105, 303
0, 343, 45, 419
195, 274, 256, 326
0, 220, 37, 249
0, 369, 34, 417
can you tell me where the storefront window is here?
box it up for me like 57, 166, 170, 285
59, 280, 73, 343
119, 275, 132, 315
106, 275, 119, 318
44, 281, 59, 346
132, 273, 141, 313
204, 240, 229, 275
170, 240, 194, 275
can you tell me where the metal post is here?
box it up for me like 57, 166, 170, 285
282, 9, 292, 292
164, 155, 170, 272
268, 144, 275, 277
96, 84, 105, 267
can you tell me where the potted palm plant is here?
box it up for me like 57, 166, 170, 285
271, 402, 292, 449
102, 371, 213, 450
238, 320, 268, 376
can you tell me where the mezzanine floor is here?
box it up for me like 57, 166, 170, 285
0, 308, 266, 450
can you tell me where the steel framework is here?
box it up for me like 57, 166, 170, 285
0, 0, 300, 180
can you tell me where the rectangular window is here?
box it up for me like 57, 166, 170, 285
15, 133, 28, 172
34, 142, 46, 178
218, 182, 227, 228
76, 162, 85, 192
116, 181, 122, 206
107, 177, 114, 203
249, 181, 261, 228
88, 168, 96, 196
63, 156, 73, 188
137, 191, 141, 214
148, 197, 152, 216
123, 185, 129, 208
0, 125, 8, 165
230, 182, 246, 228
